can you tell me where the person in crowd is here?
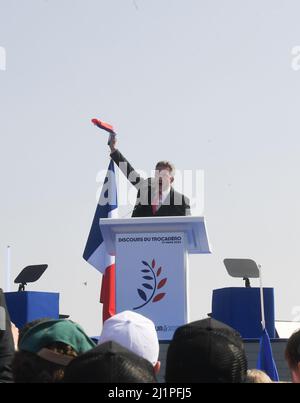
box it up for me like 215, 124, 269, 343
285, 328, 300, 383
18, 317, 51, 348
245, 369, 272, 383
98, 310, 160, 374
0, 289, 15, 383
165, 317, 248, 383
12, 319, 96, 383
64, 340, 157, 383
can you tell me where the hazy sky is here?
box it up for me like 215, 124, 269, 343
1, 0, 300, 336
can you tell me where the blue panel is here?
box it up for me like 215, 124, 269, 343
4, 292, 59, 329
212, 287, 275, 339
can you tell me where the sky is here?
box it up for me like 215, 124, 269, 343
1, 0, 300, 336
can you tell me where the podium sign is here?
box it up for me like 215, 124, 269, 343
100, 216, 211, 340
116, 232, 187, 340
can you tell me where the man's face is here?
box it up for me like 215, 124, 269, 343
154, 165, 174, 191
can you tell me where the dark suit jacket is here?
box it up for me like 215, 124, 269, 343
110, 150, 191, 217
0, 289, 14, 383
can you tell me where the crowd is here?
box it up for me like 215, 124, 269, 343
1, 288, 299, 383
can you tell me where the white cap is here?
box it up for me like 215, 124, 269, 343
98, 311, 159, 366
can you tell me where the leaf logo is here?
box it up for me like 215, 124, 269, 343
152, 293, 165, 303
133, 258, 167, 310
157, 278, 167, 289
137, 289, 147, 301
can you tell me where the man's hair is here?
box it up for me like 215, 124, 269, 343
12, 342, 77, 383
285, 329, 300, 369
245, 369, 272, 383
155, 161, 175, 177
63, 341, 157, 383
165, 318, 248, 383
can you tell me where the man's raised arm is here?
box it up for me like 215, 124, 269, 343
109, 136, 142, 188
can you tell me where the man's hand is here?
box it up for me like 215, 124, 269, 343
109, 135, 117, 153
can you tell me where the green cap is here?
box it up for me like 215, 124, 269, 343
19, 319, 96, 354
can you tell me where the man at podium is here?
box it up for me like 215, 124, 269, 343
109, 138, 190, 217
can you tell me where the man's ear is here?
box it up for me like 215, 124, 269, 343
154, 361, 161, 374
170, 177, 174, 184
291, 363, 300, 383
296, 362, 300, 381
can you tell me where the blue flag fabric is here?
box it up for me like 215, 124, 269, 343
83, 159, 118, 273
256, 328, 279, 382
83, 159, 118, 322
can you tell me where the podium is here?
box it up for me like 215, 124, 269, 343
100, 216, 211, 340
212, 287, 275, 339
5, 292, 59, 329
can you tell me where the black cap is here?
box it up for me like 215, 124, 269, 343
165, 318, 248, 383
63, 341, 157, 383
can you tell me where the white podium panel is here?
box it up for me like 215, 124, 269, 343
116, 232, 187, 340
100, 216, 211, 341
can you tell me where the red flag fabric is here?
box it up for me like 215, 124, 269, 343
100, 263, 116, 323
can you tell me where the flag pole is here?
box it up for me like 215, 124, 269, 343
258, 264, 266, 331
6, 245, 11, 292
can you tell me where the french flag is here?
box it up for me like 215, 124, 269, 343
83, 159, 118, 322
